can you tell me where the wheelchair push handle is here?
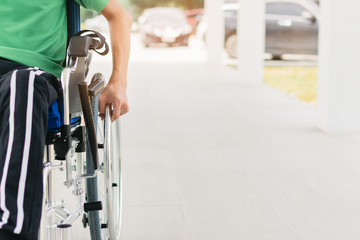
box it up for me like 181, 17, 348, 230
67, 30, 109, 57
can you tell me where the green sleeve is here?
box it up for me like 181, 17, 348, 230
75, 0, 110, 13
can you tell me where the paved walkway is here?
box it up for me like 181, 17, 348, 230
74, 36, 360, 239
110, 58, 360, 240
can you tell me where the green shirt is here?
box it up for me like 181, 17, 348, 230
0, 0, 109, 77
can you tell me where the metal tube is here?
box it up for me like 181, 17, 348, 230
47, 145, 56, 204
60, 68, 72, 125
65, 150, 73, 186
57, 224, 72, 240
41, 144, 58, 240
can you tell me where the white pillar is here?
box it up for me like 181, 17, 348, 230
318, 0, 360, 133
237, 0, 265, 84
205, 0, 224, 66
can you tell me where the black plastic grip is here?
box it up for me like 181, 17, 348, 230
73, 30, 109, 56
84, 201, 103, 212
68, 36, 91, 57
67, 36, 101, 57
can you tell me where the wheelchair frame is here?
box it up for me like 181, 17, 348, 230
39, 31, 123, 240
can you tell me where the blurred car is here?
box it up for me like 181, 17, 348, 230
138, 7, 192, 47
184, 9, 204, 34
198, 0, 320, 59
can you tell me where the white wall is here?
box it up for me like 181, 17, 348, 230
318, 0, 360, 133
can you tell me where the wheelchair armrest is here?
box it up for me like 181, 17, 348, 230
67, 36, 100, 57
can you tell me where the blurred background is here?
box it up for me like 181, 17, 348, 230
76, 0, 360, 239
83, 0, 320, 105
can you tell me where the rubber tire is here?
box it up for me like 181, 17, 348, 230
86, 83, 102, 240
225, 33, 237, 58
271, 54, 283, 61
86, 89, 122, 240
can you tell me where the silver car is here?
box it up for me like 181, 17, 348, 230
138, 8, 192, 47
224, 0, 320, 59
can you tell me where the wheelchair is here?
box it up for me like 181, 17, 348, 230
39, 2, 123, 240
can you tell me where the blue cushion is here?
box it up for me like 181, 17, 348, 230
47, 101, 80, 131
48, 101, 61, 130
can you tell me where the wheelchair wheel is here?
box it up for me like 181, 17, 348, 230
87, 106, 123, 240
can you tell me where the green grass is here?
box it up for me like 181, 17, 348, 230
264, 66, 318, 105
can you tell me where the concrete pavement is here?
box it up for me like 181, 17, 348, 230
75, 35, 360, 239
115, 59, 360, 240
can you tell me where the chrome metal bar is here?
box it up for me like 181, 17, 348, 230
76, 152, 84, 176
60, 68, 72, 126
69, 57, 88, 116
53, 207, 70, 220
65, 151, 73, 187
45, 200, 66, 215
47, 145, 55, 204
61, 207, 83, 225
42, 145, 64, 240
42, 162, 63, 194
57, 224, 72, 240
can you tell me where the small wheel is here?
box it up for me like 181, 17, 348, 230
225, 33, 237, 58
